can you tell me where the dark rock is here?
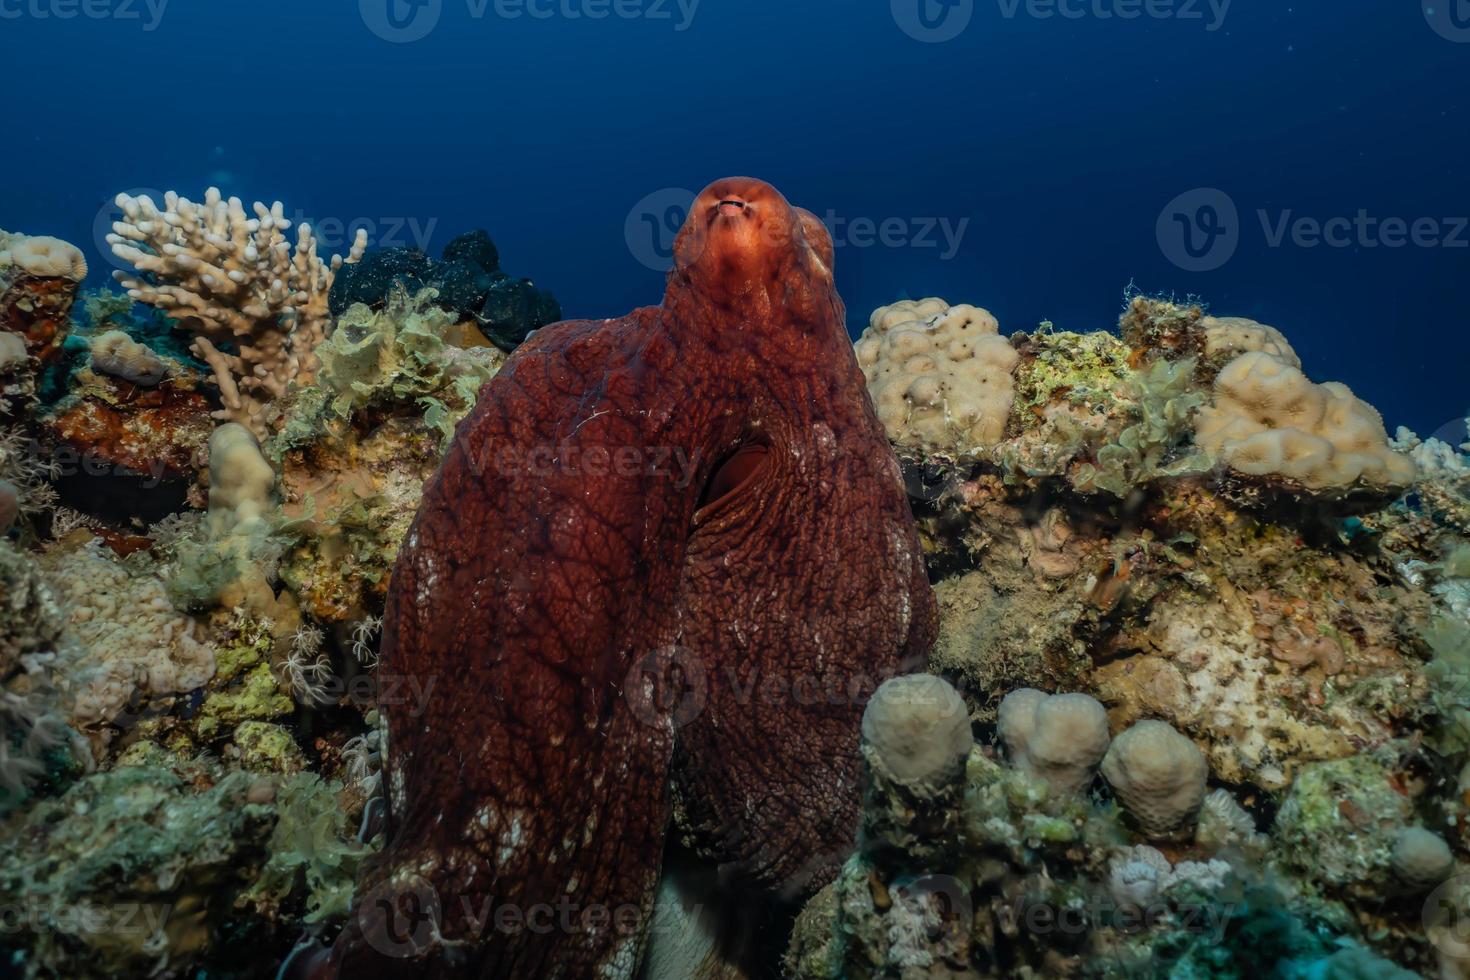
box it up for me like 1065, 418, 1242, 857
331, 235, 560, 353
479, 277, 562, 352
426, 259, 495, 322
329, 248, 432, 317
441, 230, 500, 274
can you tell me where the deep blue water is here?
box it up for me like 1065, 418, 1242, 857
2, 0, 1466, 436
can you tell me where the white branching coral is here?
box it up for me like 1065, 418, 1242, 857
107, 188, 367, 436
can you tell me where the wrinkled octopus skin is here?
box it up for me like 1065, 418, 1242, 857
324, 178, 937, 978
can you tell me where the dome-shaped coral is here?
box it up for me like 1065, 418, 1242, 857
855, 298, 1018, 453
997, 687, 1110, 797
1195, 350, 1416, 490
1101, 719, 1209, 841
89, 330, 170, 386
0, 231, 87, 280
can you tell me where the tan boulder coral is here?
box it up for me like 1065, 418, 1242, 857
0, 229, 86, 365
1390, 827, 1455, 892
0, 230, 87, 280
860, 672, 973, 790
859, 673, 974, 868
107, 188, 367, 437
1101, 719, 1208, 841
1196, 350, 1416, 490
997, 687, 1110, 797
1200, 315, 1300, 368
855, 297, 1019, 453
89, 330, 171, 386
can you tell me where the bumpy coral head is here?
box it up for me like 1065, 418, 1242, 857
670, 177, 834, 307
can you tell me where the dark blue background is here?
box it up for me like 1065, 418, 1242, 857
3, 0, 1466, 435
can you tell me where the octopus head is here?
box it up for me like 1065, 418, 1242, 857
671, 177, 834, 300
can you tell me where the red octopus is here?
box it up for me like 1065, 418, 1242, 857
322, 177, 936, 978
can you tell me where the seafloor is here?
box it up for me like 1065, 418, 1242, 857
2, 192, 1470, 979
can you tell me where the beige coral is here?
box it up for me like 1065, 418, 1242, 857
997, 687, 1110, 797
1390, 827, 1455, 891
860, 673, 973, 789
89, 330, 170, 386
0, 230, 87, 280
40, 539, 214, 733
1101, 719, 1208, 841
1195, 350, 1416, 489
107, 188, 367, 437
1200, 315, 1299, 368
855, 298, 1018, 453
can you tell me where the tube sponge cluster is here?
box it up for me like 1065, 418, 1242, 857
107, 188, 368, 436
1195, 350, 1417, 489
854, 298, 1019, 453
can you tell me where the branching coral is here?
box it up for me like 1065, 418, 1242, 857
107, 188, 367, 436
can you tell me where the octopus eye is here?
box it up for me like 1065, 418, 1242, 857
695, 442, 771, 521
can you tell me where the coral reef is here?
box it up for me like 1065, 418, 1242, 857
997, 687, 1110, 797
329, 230, 561, 352
1195, 350, 1416, 491
1101, 718, 1209, 841
1, 228, 85, 367
108, 188, 368, 436
3, 175, 1467, 980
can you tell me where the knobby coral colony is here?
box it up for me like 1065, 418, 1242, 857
0, 188, 1468, 980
